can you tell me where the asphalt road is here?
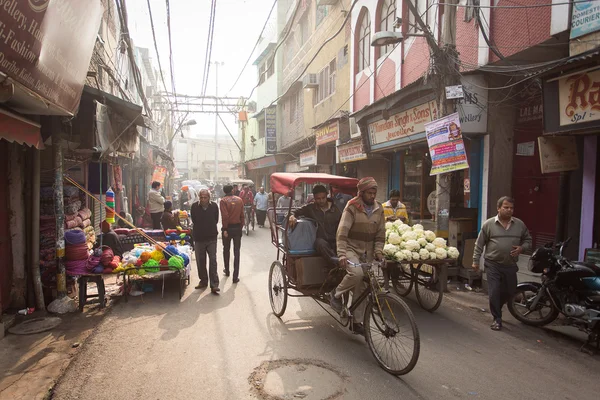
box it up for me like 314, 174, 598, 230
52, 226, 600, 400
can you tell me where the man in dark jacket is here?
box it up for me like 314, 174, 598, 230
191, 189, 220, 294
288, 185, 342, 268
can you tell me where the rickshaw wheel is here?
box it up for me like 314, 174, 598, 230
365, 293, 420, 376
414, 264, 443, 312
392, 263, 413, 297
269, 261, 288, 318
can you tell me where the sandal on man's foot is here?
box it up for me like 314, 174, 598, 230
490, 321, 502, 331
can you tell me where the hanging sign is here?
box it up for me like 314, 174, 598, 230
338, 141, 367, 163
538, 136, 579, 174
425, 113, 470, 175
265, 107, 277, 154
151, 166, 168, 186
456, 74, 489, 133
299, 149, 317, 167
445, 85, 464, 99
315, 121, 339, 146
570, 0, 600, 39
558, 68, 600, 126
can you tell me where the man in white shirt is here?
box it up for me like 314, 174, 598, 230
276, 192, 292, 225
254, 187, 269, 228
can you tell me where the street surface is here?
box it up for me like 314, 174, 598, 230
52, 226, 600, 400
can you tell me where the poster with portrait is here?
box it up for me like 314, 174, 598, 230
425, 113, 469, 175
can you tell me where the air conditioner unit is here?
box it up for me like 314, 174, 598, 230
302, 73, 318, 89
349, 117, 361, 139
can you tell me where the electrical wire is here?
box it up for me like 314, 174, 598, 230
147, 0, 172, 97
201, 0, 217, 100
438, 1, 589, 9
165, 0, 178, 111
226, 0, 278, 95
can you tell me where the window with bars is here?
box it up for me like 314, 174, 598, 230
379, 0, 396, 56
316, 4, 329, 27
314, 58, 337, 106
357, 11, 371, 72
409, 0, 433, 34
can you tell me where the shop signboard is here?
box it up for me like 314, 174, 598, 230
284, 162, 308, 172
368, 101, 439, 151
246, 155, 278, 170
151, 166, 168, 186
0, 0, 103, 115
299, 149, 317, 167
265, 107, 277, 154
570, 0, 600, 39
456, 74, 488, 133
424, 113, 470, 176
537, 136, 579, 174
315, 121, 339, 146
338, 141, 367, 163
558, 68, 600, 127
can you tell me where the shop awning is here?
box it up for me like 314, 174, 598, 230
83, 86, 150, 128
0, 108, 43, 149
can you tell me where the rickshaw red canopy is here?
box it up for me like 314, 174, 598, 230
270, 173, 359, 196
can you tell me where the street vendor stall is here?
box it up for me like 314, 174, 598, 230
382, 219, 459, 312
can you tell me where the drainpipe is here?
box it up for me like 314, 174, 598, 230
31, 148, 45, 310
53, 131, 67, 299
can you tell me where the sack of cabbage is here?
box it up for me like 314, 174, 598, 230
384, 220, 459, 262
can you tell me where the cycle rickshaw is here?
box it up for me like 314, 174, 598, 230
266, 173, 420, 376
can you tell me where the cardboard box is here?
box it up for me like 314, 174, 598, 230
449, 218, 475, 248
294, 257, 328, 287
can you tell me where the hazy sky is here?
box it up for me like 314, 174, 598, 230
127, 0, 277, 140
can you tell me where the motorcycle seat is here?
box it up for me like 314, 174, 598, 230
570, 262, 600, 275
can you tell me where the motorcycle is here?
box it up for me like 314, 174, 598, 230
508, 238, 600, 352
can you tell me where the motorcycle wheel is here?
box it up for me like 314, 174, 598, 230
508, 286, 559, 326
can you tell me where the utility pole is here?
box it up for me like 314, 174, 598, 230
406, 0, 459, 237
213, 61, 223, 181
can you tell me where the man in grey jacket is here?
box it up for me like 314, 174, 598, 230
473, 196, 532, 331
148, 181, 165, 229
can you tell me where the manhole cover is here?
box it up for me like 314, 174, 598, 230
249, 359, 346, 400
8, 317, 62, 335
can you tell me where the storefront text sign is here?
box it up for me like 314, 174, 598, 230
0, 0, 103, 115
265, 107, 277, 154
368, 101, 438, 150
315, 121, 339, 146
537, 136, 579, 174
284, 162, 308, 172
558, 68, 600, 126
456, 74, 488, 133
338, 141, 367, 163
571, 1, 600, 39
425, 113, 470, 175
151, 166, 167, 186
247, 155, 278, 170
299, 149, 317, 167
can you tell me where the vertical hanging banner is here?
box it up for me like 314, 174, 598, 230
265, 107, 277, 154
151, 166, 168, 186
425, 113, 469, 175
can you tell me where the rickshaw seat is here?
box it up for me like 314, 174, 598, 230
288, 249, 316, 256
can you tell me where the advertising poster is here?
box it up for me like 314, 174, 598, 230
425, 113, 469, 176
265, 107, 277, 154
151, 166, 168, 186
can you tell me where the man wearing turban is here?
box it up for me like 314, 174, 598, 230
330, 177, 386, 335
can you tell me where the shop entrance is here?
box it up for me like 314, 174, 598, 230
512, 125, 559, 250
0, 141, 13, 312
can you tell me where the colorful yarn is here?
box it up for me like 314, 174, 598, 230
180, 253, 190, 266
150, 250, 164, 262
159, 259, 169, 266
168, 256, 184, 270
106, 188, 115, 223
143, 259, 160, 267
65, 230, 86, 245
65, 260, 89, 275
100, 246, 115, 266
140, 252, 152, 263
163, 245, 179, 260
65, 243, 89, 261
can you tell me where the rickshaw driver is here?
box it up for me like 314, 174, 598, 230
288, 185, 342, 268
330, 177, 386, 335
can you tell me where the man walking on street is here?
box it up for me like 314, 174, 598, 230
473, 196, 532, 331
220, 185, 244, 283
191, 189, 220, 294
254, 187, 269, 228
330, 177, 386, 335
148, 181, 165, 229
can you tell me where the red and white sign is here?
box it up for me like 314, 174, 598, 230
338, 141, 367, 163
315, 121, 339, 146
559, 68, 600, 126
